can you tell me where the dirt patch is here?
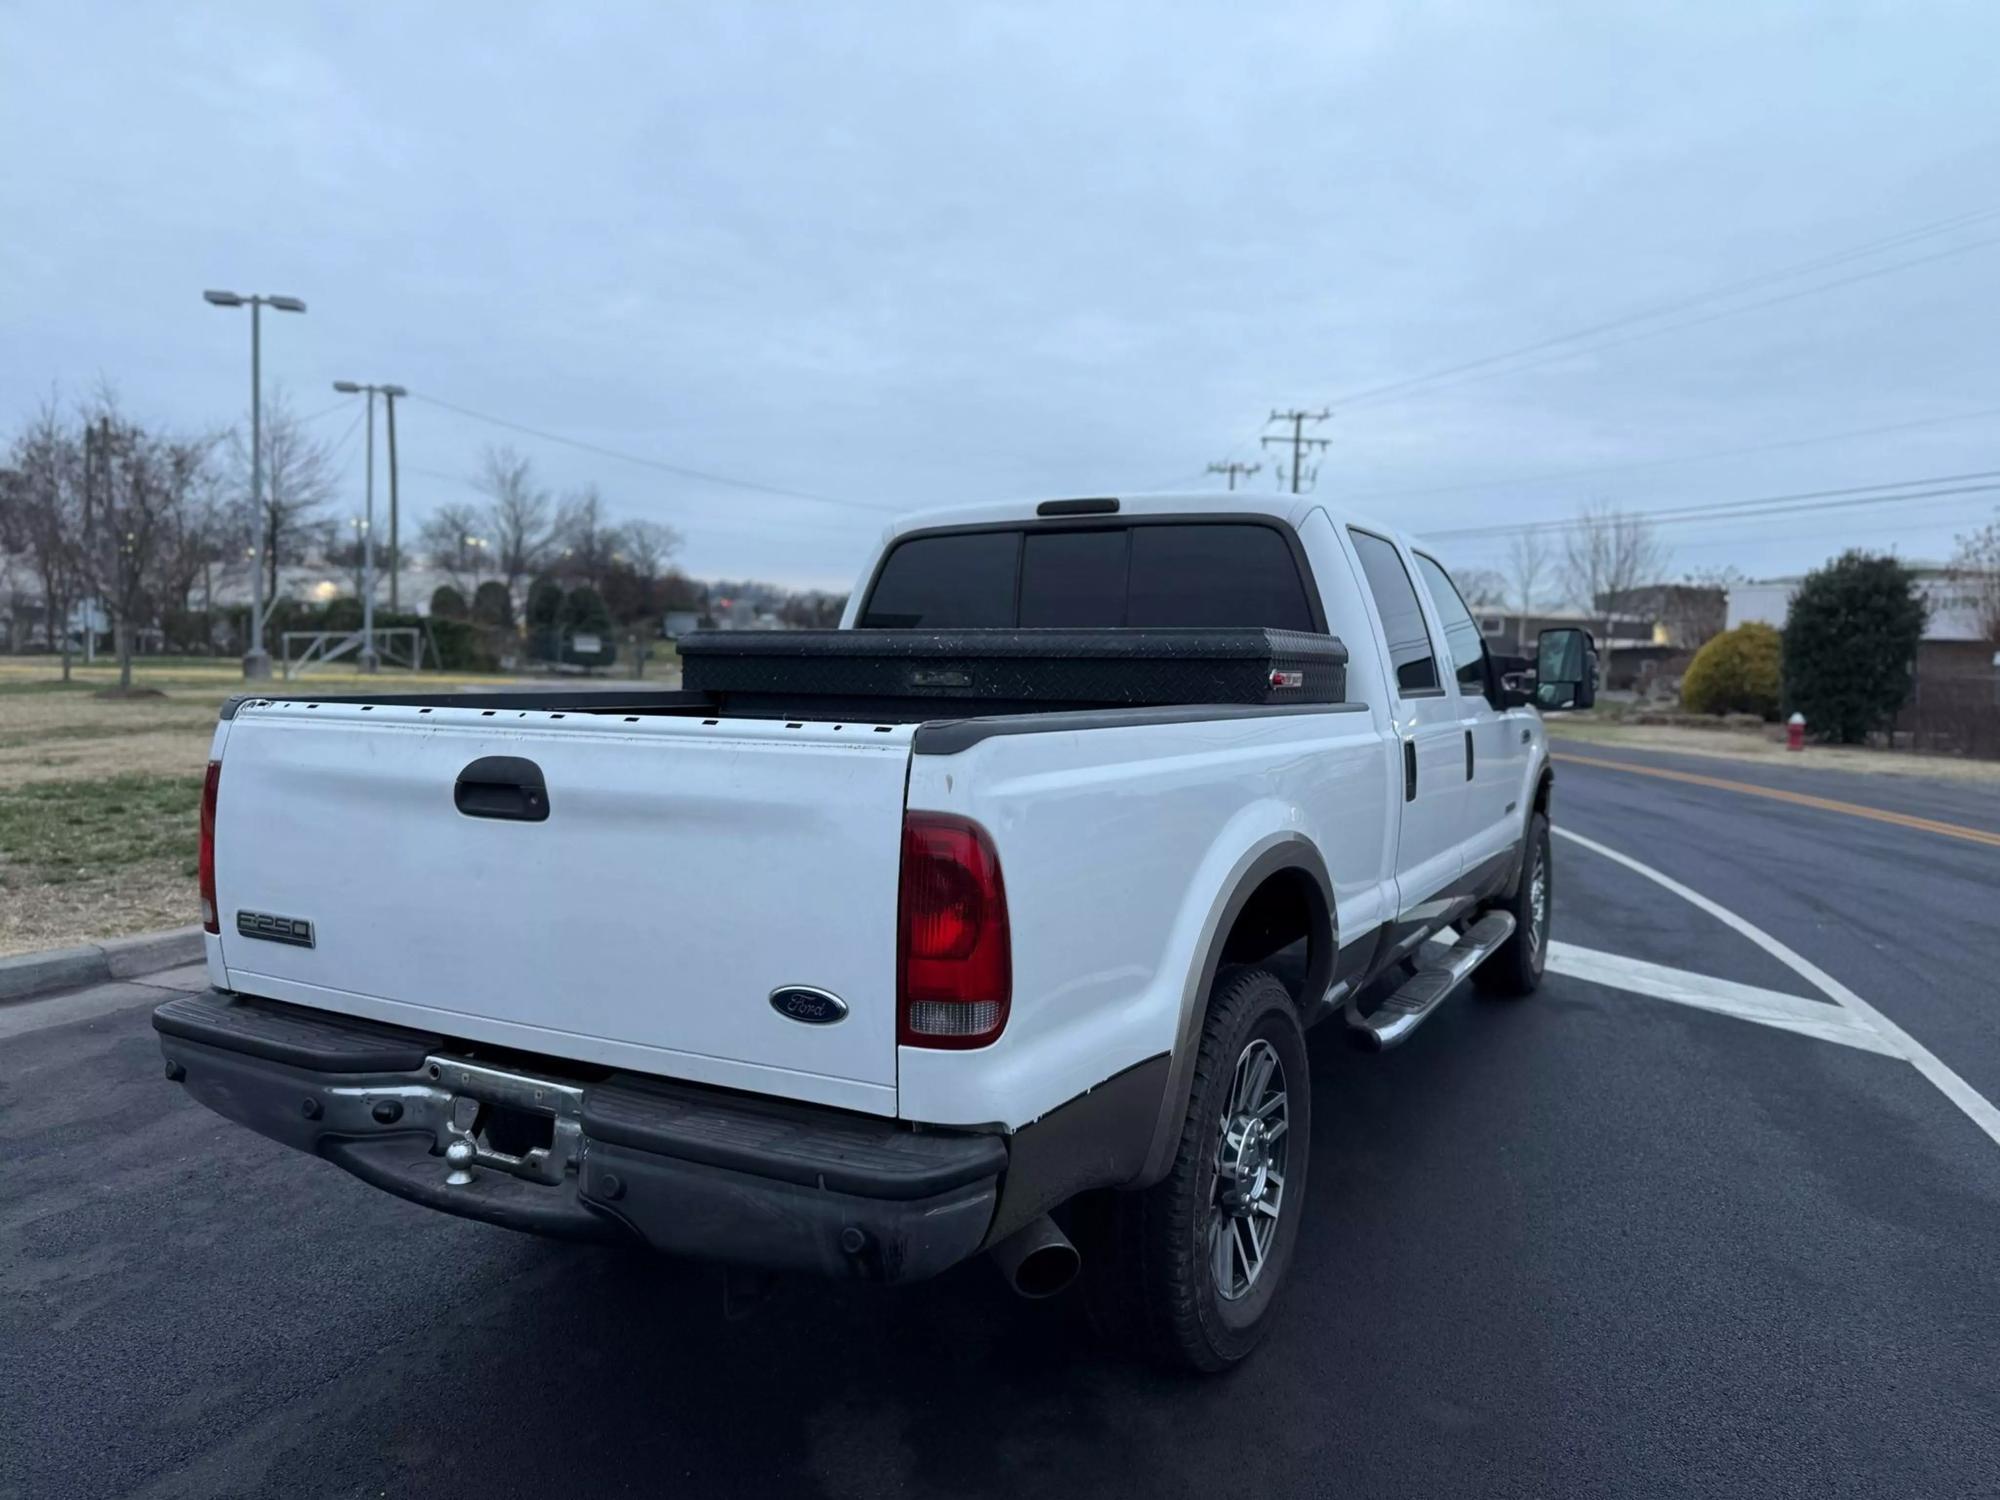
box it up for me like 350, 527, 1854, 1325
0, 773, 204, 955
1549, 718, 2000, 786
0, 730, 218, 787
0, 858, 194, 956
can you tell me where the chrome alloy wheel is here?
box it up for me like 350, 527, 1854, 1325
1527, 843, 1550, 968
1209, 1038, 1290, 1301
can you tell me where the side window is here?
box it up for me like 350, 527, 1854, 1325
1414, 554, 1489, 697
1348, 530, 1440, 695
858, 531, 1020, 627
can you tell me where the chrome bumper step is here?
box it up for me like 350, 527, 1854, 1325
1348, 910, 1516, 1051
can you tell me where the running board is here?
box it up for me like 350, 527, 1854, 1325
1347, 911, 1516, 1052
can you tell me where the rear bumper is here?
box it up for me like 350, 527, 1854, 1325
154, 989, 1005, 1283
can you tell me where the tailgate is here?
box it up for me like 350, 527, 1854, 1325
211, 701, 915, 1115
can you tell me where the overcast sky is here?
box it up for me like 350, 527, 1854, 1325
4, 2, 1997, 596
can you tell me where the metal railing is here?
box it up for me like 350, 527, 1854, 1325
281, 627, 432, 679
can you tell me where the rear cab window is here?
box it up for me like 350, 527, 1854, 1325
859, 520, 1320, 631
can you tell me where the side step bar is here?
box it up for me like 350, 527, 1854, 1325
1347, 911, 1517, 1052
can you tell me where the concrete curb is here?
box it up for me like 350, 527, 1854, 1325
0, 926, 204, 1004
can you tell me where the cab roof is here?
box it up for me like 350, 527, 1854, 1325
880, 490, 1415, 551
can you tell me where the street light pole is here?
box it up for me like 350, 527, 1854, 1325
361, 387, 377, 671
332, 381, 407, 673
250, 298, 263, 672
204, 289, 306, 680
384, 388, 402, 613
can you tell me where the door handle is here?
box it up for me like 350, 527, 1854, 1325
1464, 729, 1475, 782
1403, 738, 1417, 802
455, 755, 550, 822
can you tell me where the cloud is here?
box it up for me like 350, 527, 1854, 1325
3, 0, 1997, 591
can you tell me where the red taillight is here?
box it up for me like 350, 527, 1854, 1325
198, 760, 221, 934
898, 812, 1010, 1049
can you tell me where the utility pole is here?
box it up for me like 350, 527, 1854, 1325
383, 388, 402, 612
1206, 460, 1261, 491
1260, 408, 1331, 495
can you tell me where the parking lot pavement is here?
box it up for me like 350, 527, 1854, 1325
4, 753, 1997, 1499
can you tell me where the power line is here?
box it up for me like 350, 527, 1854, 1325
399, 462, 877, 543
1338, 402, 2000, 504
1426, 468, 2000, 542
1326, 206, 2000, 413
297, 398, 351, 426
1261, 409, 1331, 494
1177, 207, 2000, 487
406, 392, 898, 513
1350, 234, 2000, 414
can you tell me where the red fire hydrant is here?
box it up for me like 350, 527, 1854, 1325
1786, 711, 1806, 751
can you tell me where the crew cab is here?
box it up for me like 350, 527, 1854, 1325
155, 492, 1594, 1371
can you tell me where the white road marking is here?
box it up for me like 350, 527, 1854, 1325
1545, 941, 1901, 1056
1556, 826, 2000, 1151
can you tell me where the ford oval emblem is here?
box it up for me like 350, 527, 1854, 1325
769, 986, 849, 1025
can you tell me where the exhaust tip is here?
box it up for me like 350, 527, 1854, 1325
989, 1213, 1080, 1299
1010, 1241, 1081, 1299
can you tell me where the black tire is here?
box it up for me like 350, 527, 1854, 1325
1475, 811, 1551, 998
1091, 966, 1311, 1373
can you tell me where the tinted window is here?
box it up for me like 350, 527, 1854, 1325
1348, 530, 1439, 694
1019, 528, 1128, 627
1414, 553, 1488, 695
858, 531, 1019, 627
862, 520, 1317, 631
1126, 525, 1313, 630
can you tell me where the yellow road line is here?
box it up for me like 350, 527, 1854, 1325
1552, 751, 2000, 850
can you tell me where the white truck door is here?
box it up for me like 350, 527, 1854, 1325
1412, 551, 1525, 873
1346, 527, 1465, 910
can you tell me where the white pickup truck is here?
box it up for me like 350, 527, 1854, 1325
156, 491, 1594, 1371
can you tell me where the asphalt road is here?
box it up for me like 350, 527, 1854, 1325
4, 739, 1997, 1499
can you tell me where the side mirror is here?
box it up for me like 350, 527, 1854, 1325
1534, 627, 1598, 711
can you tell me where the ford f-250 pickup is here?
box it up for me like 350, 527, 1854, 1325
155, 491, 1594, 1371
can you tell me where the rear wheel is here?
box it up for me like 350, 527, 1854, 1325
1089, 966, 1310, 1373
1475, 811, 1550, 997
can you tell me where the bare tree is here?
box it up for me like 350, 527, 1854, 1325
81, 401, 214, 691
1451, 567, 1508, 609
418, 501, 494, 596
0, 400, 87, 678
618, 518, 684, 585
228, 387, 336, 605
551, 484, 619, 589
156, 461, 243, 652
1561, 502, 1670, 637
1659, 565, 1741, 651
1950, 518, 2000, 644
1507, 528, 1552, 613
472, 445, 550, 600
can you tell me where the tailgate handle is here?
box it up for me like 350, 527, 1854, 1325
454, 756, 550, 823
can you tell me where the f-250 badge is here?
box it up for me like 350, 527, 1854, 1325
236, 910, 315, 948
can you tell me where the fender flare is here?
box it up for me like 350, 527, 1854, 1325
1133, 835, 1337, 1188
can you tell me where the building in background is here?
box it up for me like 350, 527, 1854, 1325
1476, 606, 1669, 692
1728, 566, 1991, 674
